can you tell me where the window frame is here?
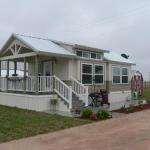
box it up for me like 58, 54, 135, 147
81, 63, 105, 85
81, 63, 93, 85
112, 66, 129, 85
94, 64, 104, 85
76, 50, 83, 57
82, 51, 90, 58
90, 52, 102, 60
76, 50, 102, 60
121, 67, 129, 84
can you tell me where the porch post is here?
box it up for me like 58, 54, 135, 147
6, 60, 9, 91
14, 61, 17, 75
0, 61, 1, 77
35, 55, 39, 94
0, 60, 1, 90
23, 57, 26, 92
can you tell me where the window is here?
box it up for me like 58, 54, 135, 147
94, 65, 104, 84
113, 67, 121, 84
77, 50, 102, 60
122, 68, 128, 83
82, 64, 92, 84
76, 50, 89, 58
76, 50, 82, 57
96, 53, 102, 60
82, 51, 89, 58
90, 52, 102, 60
81, 64, 104, 84
112, 66, 129, 84
91, 52, 96, 59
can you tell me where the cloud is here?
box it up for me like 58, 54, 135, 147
0, 0, 149, 80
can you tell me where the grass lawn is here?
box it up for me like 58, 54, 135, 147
139, 88, 150, 100
0, 105, 90, 143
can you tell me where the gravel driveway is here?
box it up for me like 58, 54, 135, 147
1, 110, 150, 150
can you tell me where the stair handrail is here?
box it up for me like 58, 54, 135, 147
71, 76, 88, 106
53, 75, 72, 109
71, 76, 88, 95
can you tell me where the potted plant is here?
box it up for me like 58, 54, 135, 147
50, 98, 58, 112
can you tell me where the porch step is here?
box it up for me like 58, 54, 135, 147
71, 93, 85, 114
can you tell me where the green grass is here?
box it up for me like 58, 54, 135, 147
139, 88, 150, 100
0, 105, 90, 143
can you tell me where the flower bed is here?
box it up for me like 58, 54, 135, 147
112, 103, 150, 114
80, 108, 112, 121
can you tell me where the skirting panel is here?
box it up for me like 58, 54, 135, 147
0, 92, 69, 112
108, 91, 131, 103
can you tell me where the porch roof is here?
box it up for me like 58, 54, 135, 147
0, 34, 76, 59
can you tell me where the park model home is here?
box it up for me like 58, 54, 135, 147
0, 34, 135, 114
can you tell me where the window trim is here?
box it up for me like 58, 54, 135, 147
81, 63, 93, 85
112, 66, 129, 85
81, 63, 105, 85
94, 64, 104, 85
76, 50, 102, 60
76, 50, 83, 57
122, 67, 129, 84
90, 52, 102, 60
82, 51, 90, 58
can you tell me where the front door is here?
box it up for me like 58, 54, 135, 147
43, 61, 53, 76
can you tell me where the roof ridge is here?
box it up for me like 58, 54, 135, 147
15, 33, 52, 41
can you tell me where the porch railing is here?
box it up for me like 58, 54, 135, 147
0, 77, 7, 91
8, 77, 24, 91
38, 76, 54, 92
0, 76, 89, 109
71, 77, 88, 106
0, 76, 73, 109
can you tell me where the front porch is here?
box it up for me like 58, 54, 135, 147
0, 34, 89, 113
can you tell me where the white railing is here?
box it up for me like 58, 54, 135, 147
0, 77, 7, 91
8, 77, 24, 91
26, 76, 36, 92
0, 76, 73, 109
38, 76, 54, 92
71, 77, 88, 106
53, 75, 72, 109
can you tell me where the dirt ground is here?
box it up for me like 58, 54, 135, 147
1, 110, 150, 150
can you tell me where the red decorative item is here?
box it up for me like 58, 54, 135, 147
131, 71, 144, 96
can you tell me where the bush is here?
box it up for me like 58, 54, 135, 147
81, 108, 93, 118
97, 109, 111, 119
126, 105, 134, 113
120, 105, 126, 110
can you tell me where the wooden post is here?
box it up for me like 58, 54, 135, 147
23, 57, 26, 92
35, 55, 39, 94
6, 60, 9, 91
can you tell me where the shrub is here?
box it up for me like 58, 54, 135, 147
50, 99, 58, 105
120, 105, 126, 110
81, 108, 93, 118
138, 100, 144, 108
126, 105, 134, 113
97, 109, 111, 119
90, 112, 98, 121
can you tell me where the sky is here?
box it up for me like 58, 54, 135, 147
0, 0, 150, 80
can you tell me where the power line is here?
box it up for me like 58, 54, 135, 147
77, 2, 150, 31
